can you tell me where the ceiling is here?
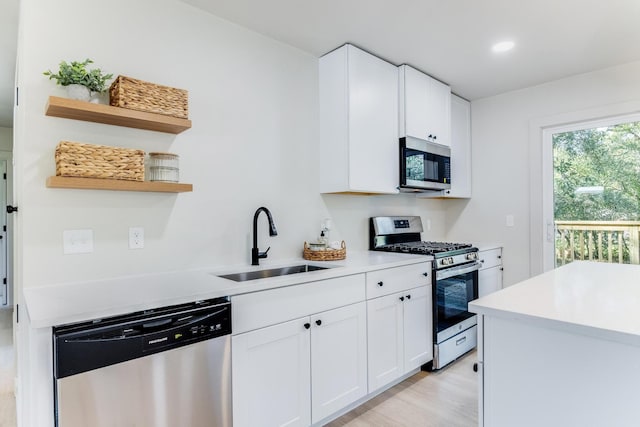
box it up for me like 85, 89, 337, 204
182, 0, 640, 100
2, 0, 640, 128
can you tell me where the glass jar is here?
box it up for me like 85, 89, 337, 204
148, 152, 179, 182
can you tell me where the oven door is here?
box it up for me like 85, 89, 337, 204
434, 261, 480, 343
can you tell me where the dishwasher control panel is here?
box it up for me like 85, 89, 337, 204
53, 298, 232, 379
143, 305, 231, 352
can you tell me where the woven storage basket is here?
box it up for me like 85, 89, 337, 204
55, 141, 145, 181
109, 75, 188, 119
303, 241, 346, 261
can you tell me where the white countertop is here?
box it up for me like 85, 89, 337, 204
474, 242, 502, 252
469, 261, 640, 346
24, 251, 432, 328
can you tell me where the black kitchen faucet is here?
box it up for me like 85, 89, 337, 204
252, 206, 278, 265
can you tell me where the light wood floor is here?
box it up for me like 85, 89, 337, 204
0, 308, 16, 427
326, 351, 478, 427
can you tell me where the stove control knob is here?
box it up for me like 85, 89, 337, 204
441, 257, 454, 266
466, 253, 478, 261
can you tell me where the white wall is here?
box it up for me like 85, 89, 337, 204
13, 0, 447, 290
0, 127, 12, 151
445, 60, 640, 286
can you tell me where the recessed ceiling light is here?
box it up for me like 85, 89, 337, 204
492, 41, 515, 53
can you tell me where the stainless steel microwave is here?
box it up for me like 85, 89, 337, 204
399, 136, 451, 191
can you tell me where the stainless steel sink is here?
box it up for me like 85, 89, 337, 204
218, 264, 330, 282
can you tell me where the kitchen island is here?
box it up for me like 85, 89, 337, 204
469, 261, 640, 427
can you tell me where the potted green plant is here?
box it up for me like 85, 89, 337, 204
43, 59, 113, 102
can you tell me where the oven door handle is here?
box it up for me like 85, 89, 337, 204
436, 261, 482, 280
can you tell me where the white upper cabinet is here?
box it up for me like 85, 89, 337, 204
446, 94, 472, 198
418, 93, 472, 199
399, 65, 451, 147
319, 44, 399, 194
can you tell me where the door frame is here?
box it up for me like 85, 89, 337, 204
0, 151, 12, 308
529, 101, 640, 276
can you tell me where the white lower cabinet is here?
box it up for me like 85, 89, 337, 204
310, 302, 367, 423
232, 317, 311, 427
478, 248, 503, 298
367, 285, 432, 392
232, 302, 367, 427
232, 263, 434, 426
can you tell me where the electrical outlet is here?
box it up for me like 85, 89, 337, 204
129, 227, 144, 249
63, 229, 94, 254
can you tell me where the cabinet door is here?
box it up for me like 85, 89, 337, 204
319, 44, 398, 194
402, 65, 431, 141
310, 302, 367, 423
347, 45, 399, 193
427, 78, 451, 147
367, 293, 404, 392
401, 65, 451, 146
478, 266, 503, 298
232, 317, 311, 427
402, 285, 433, 371
445, 94, 471, 198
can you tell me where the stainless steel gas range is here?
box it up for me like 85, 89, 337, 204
370, 216, 480, 370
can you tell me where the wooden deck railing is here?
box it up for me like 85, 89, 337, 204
555, 221, 640, 266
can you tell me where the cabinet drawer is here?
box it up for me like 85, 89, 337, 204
232, 274, 365, 335
479, 248, 502, 270
366, 262, 431, 299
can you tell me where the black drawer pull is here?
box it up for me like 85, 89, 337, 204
377, 281, 384, 287
315, 319, 322, 326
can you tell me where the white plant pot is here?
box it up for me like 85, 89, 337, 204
66, 84, 91, 101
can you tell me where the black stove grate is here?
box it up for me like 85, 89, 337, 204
376, 241, 473, 256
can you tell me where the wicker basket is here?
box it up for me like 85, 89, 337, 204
55, 141, 145, 181
109, 75, 188, 119
303, 241, 346, 261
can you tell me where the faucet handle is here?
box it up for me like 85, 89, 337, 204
259, 246, 271, 259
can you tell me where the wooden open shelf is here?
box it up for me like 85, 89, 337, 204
45, 96, 192, 134
46, 176, 193, 193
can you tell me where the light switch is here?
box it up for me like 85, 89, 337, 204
506, 215, 515, 227
63, 229, 94, 254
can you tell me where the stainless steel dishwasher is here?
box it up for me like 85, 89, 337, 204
53, 297, 232, 427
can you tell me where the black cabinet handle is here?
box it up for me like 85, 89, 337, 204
315, 319, 322, 326
498, 255, 502, 259
304, 323, 311, 329
480, 259, 485, 263
433, 135, 437, 140
406, 294, 411, 300
500, 267, 504, 271
399, 296, 405, 301
377, 281, 384, 287
422, 272, 428, 277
